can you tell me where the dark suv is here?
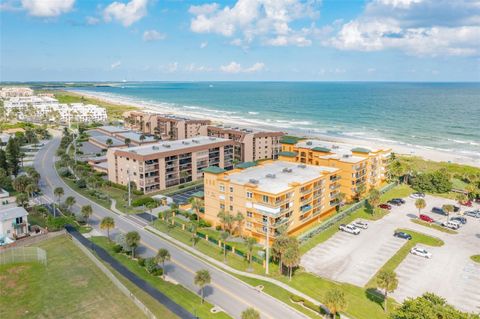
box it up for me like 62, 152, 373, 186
394, 231, 412, 240
431, 207, 447, 216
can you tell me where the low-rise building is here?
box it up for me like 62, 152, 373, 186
279, 139, 392, 201
203, 161, 340, 244
88, 126, 156, 149
0, 206, 29, 243
124, 111, 210, 140
0, 87, 33, 98
107, 136, 235, 193
199, 124, 284, 162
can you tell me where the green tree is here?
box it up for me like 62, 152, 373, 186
376, 270, 398, 312
455, 193, 468, 204
234, 212, 245, 236
324, 288, 347, 319
283, 240, 300, 281
124, 137, 131, 147
64, 196, 76, 212
6, 137, 20, 176
194, 269, 211, 304
100, 216, 115, 241
0, 149, 7, 171
368, 188, 381, 215
272, 234, 290, 275
53, 186, 64, 217
245, 237, 257, 271
125, 231, 141, 259
106, 138, 113, 147
217, 209, 235, 233
81, 205, 93, 225
415, 198, 426, 216
189, 197, 204, 215
188, 221, 198, 247
12, 175, 32, 193
155, 248, 171, 279
16, 192, 29, 207
241, 307, 260, 319
220, 231, 229, 263
24, 183, 38, 199
442, 204, 454, 221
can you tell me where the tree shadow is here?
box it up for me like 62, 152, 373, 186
202, 285, 214, 298
365, 288, 385, 310
365, 201, 374, 215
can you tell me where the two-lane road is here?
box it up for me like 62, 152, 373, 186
35, 132, 307, 319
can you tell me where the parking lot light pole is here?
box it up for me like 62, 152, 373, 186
265, 216, 270, 275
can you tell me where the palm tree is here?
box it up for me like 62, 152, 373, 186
415, 198, 426, 216
106, 138, 113, 148
194, 269, 211, 304
245, 237, 257, 271
283, 241, 300, 281
324, 288, 347, 318
100, 216, 115, 241
455, 193, 468, 205
16, 192, 29, 208
241, 307, 260, 319
220, 231, 229, 263
53, 186, 64, 217
368, 188, 381, 215
64, 196, 76, 213
234, 212, 244, 236
124, 137, 131, 147
155, 248, 171, 279
272, 235, 290, 275
25, 183, 38, 199
146, 200, 158, 223
376, 270, 398, 312
189, 197, 204, 215
139, 134, 146, 143
217, 210, 234, 233
81, 205, 93, 225
125, 231, 141, 259
188, 221, 198, 247
442, 204, 454, 221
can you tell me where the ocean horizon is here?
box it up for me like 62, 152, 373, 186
73, 81, 480, 160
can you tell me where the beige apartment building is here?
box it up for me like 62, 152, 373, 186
203, 161, 340, 244
107, 136, 235, 193
124, 111, 210, 140
199, 125, 284, 162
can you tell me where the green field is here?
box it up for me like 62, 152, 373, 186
398, 155, 480, 176
410, 218, 458, 234
0, 235, 146, 319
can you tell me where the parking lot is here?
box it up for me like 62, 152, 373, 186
301, 193, 480, 313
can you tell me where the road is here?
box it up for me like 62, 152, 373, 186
35, 132, 307, 319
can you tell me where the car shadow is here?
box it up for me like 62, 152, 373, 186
365, 288, 385, 310
407, 213, 417, 219
475, 234, 480, 239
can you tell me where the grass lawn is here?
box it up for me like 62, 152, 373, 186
471, 255, 480, 264
91, 236, 231, 319
0, 235, 145, 319
366, 228, 444, 288
53, 90, 138, 120
398, 156, 480, 176
410, 219, 458, 234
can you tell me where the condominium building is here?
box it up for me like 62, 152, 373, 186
199, 124, 284, 162
124, 111, 210, 140
203, 161, 340, 244
107, 136, 235, 193
279, 139, 392, 201
0, 87, 33, 98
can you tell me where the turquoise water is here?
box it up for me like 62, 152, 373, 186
75, 82, 480, 158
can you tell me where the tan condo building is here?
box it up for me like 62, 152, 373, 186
199, 124, 284, 162
203, 161, 340, 245
124, 111, 210, 140
107, 136, 235, 193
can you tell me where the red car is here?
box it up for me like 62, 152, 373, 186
460, 200, 472, 207
419, 214, 434, 223
379, 204, 392, 210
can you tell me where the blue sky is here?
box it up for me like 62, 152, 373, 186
1, 0, 479, 81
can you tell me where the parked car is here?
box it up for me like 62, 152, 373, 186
339, 224, 360, 235
460, 200, 472, 207
419, 214, 434, 223
410, 246, 432, 258
431, 207, 447, 216
379, 204, 392, 210
442, 220, 460, 230
353, 220, 368, 229
450, 216, 467, 224
394, 231, 412, 240
410, 192, 425, 199
388, 199, 403, 206
393, 198, 406, 204
465, 210, 480, 218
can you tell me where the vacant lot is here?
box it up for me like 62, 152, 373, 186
0, 235, 145, 319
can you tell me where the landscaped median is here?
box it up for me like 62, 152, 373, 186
366, 228, 444, 288
471, 255, 480, 264
410, 218, 458, 234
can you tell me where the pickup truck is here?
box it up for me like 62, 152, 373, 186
339, 224, 360, 235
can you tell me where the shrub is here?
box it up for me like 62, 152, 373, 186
153, 268, 163, 277
58, 167, 72, 178
133, 189, 143, 196
112, 244, 123, 253
132, 197, 155, 207
144, 257, 157, 274
189, 213, 198, 221
137, 257, 145, 266
76, 178, 86, 188
198, 219, 211, 228
215, 225, 222, 231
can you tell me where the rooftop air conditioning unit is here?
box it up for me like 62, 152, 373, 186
282, 168, 293, 173
343, 154, 351, 158
162, 144, 171, 148
332, 145, 339, 149
152, 146, 159, 150
298, 164, 307, 169
182, 141, 190, 145
266, 174, 276, 178
209, 137, 216, 140
306, 141, 313, 146
249, 178, 259, 184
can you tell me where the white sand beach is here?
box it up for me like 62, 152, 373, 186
74, 90, 480, 168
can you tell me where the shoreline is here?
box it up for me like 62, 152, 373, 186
69, 89, 480, 168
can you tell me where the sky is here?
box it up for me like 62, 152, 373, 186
0, 0, 479, 82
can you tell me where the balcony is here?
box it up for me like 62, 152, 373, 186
330, 176, 341, 182
300, 187, 312, 194
329, 183, 340, 190
273, 217, 290, 228
300, 205, 312, 213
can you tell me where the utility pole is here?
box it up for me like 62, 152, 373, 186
265, 215, 270, 275
127, 168, 131, 207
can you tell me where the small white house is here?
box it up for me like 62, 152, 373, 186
0, 206, 29, 244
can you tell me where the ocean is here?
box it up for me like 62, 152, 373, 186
74, 82, 480, 159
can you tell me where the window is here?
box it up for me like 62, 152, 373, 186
246, 222, 252, 229
229, 196, 233, 202
220, 204, 225, 209
229, 205, 233, 211
262, 195, 269, 203
219, 184, 225, 192
247, 211, 253, 217
229, 186, 233, 192
246, 191, 253, 199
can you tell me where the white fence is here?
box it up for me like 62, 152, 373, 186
0, 247, 47, 266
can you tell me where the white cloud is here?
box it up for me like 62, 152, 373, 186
160, 62, 178, 73
328, 0, 480, 56
143, 30, 166, 42
188, 0, 320, 47
200, 42, 208, 48
220, 61, 265, 73
185, 63, 212, 72
86, 16, 100, 25
103, 0, 148, 27
111, 61, 121, 69
20, 0, 75, 17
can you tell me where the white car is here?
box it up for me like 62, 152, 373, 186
410, 192, 425, 199
410, 246, 432, 258
339, 224, 360, 235
441, 220, 460, 230
353, 220, 368, 229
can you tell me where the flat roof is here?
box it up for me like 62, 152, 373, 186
296, 139, 384, 154
90, 134, 125, 147
0, 206, 28, 222
97, 125, 129, 133
228, 161, 338, 194
116, 132, 156, 143
120, 136, 231, 156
